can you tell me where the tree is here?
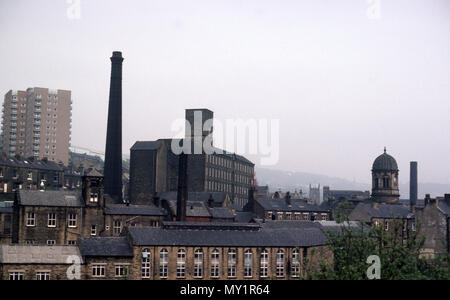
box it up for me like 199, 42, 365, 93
304, 219, 450, 280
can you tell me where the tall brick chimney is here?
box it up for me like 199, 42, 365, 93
104, 51, 123, 203
176, 153, 188, 221
410, 162, 418, 209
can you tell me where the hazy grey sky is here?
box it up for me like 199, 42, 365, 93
0, 0, 449, 185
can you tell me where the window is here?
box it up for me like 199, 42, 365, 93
92, 265, 106, 278
383, 177, 390, 188
260, 250, 269, 278
227, 249, 237, 278
291, 250, 301, 278
47, 240, 56, 246
113, 220, 121, 235
141, 249, 151, 279
48, 213, 56, 228
244, 250, 253, 278
194, 249, 204, 279
115, 265, 129, 277
90, 193, 98, 203
384, 220, 389, 231
9, 272, 24, 280
36, 272, 50, 280
177, 249, 186, 279
159, 249, 168, 279
4, 215, 11, 234
276, 250, 285, 278
211, 249, 220, 278
27, 171, 33, 181
67, 240, 76, 245
68, 213, 77, 228
26, 212, 35, 227
91, 225, 97, 236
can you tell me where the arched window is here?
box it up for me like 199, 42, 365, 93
276, 250, 285, 278
141, 248, 151, 279
211, 249, 220, 278
291, 249, 300, 278
383, 177, 390, 188
244, 250, 253, 278
177, 249, 186, 279
227, 249, 237, 278
194, 249, 204, 279
260, 250, 269, 278
159, 249, 168, 279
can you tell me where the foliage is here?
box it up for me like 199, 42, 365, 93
304, 218, 450, 280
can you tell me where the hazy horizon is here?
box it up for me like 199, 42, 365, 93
1, 0, 449, 185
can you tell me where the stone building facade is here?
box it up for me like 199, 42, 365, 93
253, 193, 331, 221
414, 194, 450, 257
0, 154, 64, 193
129, 109, 255, 209
0, 244, 81, 280
1, 221, 332, 280
0, 202, 13, 243
11, 171, 166, 245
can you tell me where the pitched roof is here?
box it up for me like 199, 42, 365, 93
255, 198, 331, 213
104, 204, 166, 216
234, 211, 256, 223
0, 245, 82, 264
438, 200, 450, 215
167, 200, 211, 218
160, 191, 228, 205
130, 141, 162, 151
19, 190, 83, 207
78, 237, 133, 257
0, 156, 63, 171
127, 222, 327, 247
84, 169, 103, 177
130, 139, 254, 165
209, 207, 234, 219
357, 203, 412, 219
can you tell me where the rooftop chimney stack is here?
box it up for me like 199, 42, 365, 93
104, 51, 124, 203
410, 162, 418, 208
176, 153, 188, 221
185, 109, 214, 154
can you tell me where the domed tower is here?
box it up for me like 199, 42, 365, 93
371, 148, 400, 203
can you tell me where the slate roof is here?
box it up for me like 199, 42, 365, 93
357, 203, 412, 219
209, 207, 234, 219
19, 190, 83, 207
167, 200, 211, 218
255, 198, 331, 213
438, 201, 450, 215
0, 156, 63, 171
160, 191, 228, 206
234, 211, 256, 223
127, 223, 327, 247
104, 204, 166, 216
130, 139, 254, 165
0, 245, 82, 264
78, 237, 133, 257
84, 169, 103, 177
130, 141, 162, 151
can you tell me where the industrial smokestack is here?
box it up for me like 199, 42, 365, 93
410, 162, 418, 209
176, 153, 188, 221
104, 51, 123, 203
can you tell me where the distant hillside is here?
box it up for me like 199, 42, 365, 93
255, 167, 450, 199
